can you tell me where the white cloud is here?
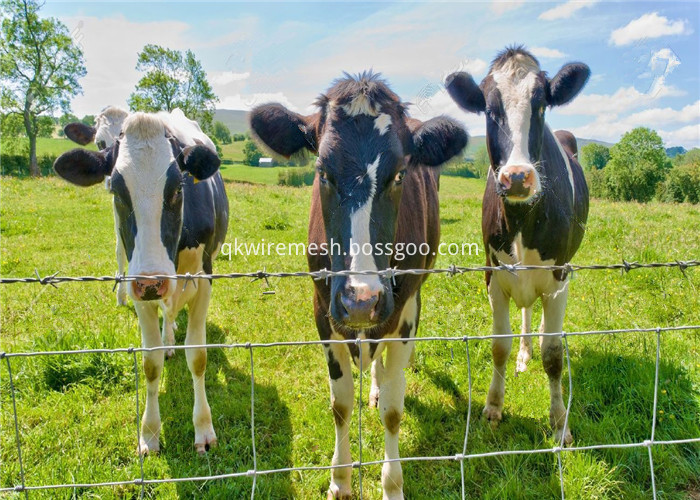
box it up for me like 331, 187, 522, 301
530, 46, 566, 59
557, 84, 686, 116
408, 88, 486, 136
658, 124, 700, 148
491, 0, 525, 15
610, 12, 693, 46
539, 0, 599, 21
218, 92, 298, 112
210, 71, 251, 85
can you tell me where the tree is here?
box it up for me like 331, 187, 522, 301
603, 128, 670, 202
243, 140, 263, 166
128, 44, 217, 132
0, 0, 86, 176
471, 144, 490, 178
36, 114, 54, 137
580, 143, 610, 170
212, 121, 232, 144
81, 114, 95, 127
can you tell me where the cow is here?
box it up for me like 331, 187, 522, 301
64, 106, 131, 307
250, 72, 468, 500
446, 46, 590, 444
54, 111, 229, 455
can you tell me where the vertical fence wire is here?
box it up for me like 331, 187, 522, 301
132, 348, 145, 499
648, 328, 662, 499
356, 338, 364, 500
558, 333, 573, 499
3, 355, 28, 499
249, 344, 258, 499
460, 336, 473, 500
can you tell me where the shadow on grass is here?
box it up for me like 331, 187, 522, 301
155, 311, 294, 498
398, 348, 700, 498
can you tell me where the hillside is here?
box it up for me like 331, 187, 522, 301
213, 109, 248, 133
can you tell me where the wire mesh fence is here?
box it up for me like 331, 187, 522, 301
1, 260, 699, 499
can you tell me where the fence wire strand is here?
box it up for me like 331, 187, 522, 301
1, 260, 698, 496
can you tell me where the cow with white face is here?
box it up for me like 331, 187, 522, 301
250, 72, 468, 499
54, 111, 229, 455
446, 46, 590, 444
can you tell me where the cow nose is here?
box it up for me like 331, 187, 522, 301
498, 166, 536, 198
336, 285, 383, 327
132, 278, 168, 301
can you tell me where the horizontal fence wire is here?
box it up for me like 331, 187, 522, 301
1, 260, 699, 498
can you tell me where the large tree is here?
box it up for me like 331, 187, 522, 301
580, 143, 610, 171
0, 0, 85, 176
128, 45, 218, 132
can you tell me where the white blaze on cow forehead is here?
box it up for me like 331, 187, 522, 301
492, 60, 539, 169
340, 94, 380, 117
115, 113, 177, 276
374, 113, 392, 136
348, 154, 382, 291
95, 106, 129, 148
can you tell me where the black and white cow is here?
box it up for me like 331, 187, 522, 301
250, 72, 467, 499
64, 106, 131, 306
446, 46, 590, 444
54, 111, 229, 454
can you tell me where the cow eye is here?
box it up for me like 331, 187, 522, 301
317, 166, 328, 184
394, 169, 406, 185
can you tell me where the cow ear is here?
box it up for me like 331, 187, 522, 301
410, 116, 468, 167
54, 146, 115, 186
446, 72, 485, 114
178, 145, 221, 181
249, 103, 319, 157
547, 63, 590, 107
64, 122, 97, 146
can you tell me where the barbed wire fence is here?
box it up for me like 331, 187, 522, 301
1, 260, 699, 499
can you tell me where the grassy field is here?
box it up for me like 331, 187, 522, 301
1, 174, 699, 499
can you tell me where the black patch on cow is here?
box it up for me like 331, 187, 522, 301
54, 143, 118, 187
178, 145, 221, 181
547, 63, 590, 107
64, 122, 96, 146
445, 72, 485, 113
109, 171, 136, 262
326, 347, 343, 380
161, 164, 185, 264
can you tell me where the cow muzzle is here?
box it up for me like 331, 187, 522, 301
497, 165, 538, 201
333, 280, 392, 328
131, 275, 170, 301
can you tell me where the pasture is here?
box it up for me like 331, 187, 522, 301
1, 174, 699, 499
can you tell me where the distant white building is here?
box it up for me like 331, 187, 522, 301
258, 157, 274, 167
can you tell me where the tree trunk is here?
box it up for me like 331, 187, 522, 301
23, 108, 39, 177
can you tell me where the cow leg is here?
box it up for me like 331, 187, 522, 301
186, 279, 216, 454
135, 301, 163, 455
541, 284, 572, 445
484, 277, 512, 424
516, 306, 533, 374
369, 357, 384, 408
379, 338, 413, 500
325, 342, 354, 500
115, 224, 128, 306
162, 316, 176, 360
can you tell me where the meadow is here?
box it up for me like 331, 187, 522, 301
1, 172, 699, 499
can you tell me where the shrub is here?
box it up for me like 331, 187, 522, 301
585, 168, 607, 198
1, 154, 56, 177
604, 158, 665, 203
659, 163, 700, 204
278, 167, 315, 187
442, 161, 478, 178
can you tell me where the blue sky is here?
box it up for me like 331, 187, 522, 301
44, 1, 700, 148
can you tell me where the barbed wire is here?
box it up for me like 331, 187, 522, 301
1, 259, 699, 498
0, 259, 697, 287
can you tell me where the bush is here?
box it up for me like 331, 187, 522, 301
585, 168, 607, 198
659, 163, 700, 204
243, 140, 263, 166
278, 167, 315, 187
1, 154, 56, 177
604, 158, 665, 203
442, 161, 479, 178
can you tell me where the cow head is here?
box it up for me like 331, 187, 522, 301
250, 72, 467, 330
54, 112, 220, 302
447, 46, 589, 203
64, 106, 129, 150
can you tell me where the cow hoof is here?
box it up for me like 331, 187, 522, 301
165, 348, 175, 360
138, 437, 159, 456
116, 292, 128, 306
194, 426, 218, 455
554, 427, 573, 446
327, 483, 352, 500
369, 388, 380, 409
482, 405, 503, 425
515, 354, 530, 375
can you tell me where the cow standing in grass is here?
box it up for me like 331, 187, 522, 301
446, 47, 590, 444
250, 72, 467, 499
54, 112, 228, 454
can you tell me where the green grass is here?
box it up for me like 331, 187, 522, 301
1, 175, 699, 499
35, 137, 98, 156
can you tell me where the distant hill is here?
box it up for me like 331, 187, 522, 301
214, 109, 248, 134
666, 146, 687, 158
